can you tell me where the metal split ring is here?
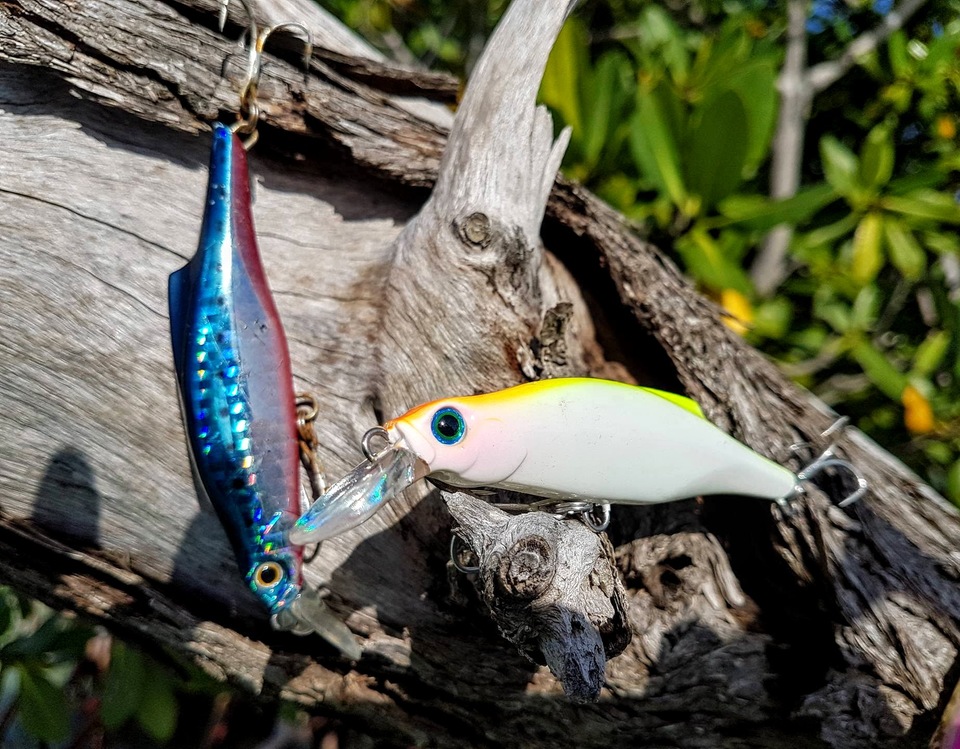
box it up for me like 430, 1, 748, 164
295, 392, 320, 423
449, 533, 480, 574
581, 502, 611, 533
361, 426, 391, 462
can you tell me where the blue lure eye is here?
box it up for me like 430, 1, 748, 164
431, 407, 466, 445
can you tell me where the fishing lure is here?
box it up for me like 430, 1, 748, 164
168, 4, 358, 657
291, 378, 866, 544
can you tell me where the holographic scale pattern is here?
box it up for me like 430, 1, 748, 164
169, 124, 302, 615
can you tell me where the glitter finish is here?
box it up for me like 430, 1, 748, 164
169, 124, 302, 617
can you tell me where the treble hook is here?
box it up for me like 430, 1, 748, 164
780, 445, 868, 510
795, 448, 869, 508
217, 0, 313, 147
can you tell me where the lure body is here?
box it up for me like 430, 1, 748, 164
386, 378, 798, 503
170, 123, 301, 613
169, 126, 359, 657
291, 378, 803, 544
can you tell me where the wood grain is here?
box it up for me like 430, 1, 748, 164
1, 0, 959, 746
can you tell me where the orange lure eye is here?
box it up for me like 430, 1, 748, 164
254, 561, 284, 588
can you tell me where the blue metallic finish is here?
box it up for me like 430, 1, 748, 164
169, 124, 302, 618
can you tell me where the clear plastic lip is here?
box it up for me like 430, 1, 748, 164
289, 444, 427, 545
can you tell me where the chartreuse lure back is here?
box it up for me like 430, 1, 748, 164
168, 123, 358, 658
291, 378, 866, 544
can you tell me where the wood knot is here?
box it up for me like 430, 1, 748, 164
457, 212, 492, 248
496, 535, 556, 600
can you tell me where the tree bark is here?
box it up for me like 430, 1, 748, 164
1, 0, 959, 747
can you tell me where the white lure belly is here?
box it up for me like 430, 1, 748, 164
387, 378, 798, 504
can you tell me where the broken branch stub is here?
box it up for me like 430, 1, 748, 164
372, 0, 580, 417
444, 492, 631, 702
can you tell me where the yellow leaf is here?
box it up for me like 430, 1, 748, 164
851, 212, 885, 284
936, 115, 956, 140
720, 288, 754, 336
902, 385, 935, 434
745, 19, 767, 38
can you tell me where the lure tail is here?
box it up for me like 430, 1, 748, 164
274, 588, 362, 660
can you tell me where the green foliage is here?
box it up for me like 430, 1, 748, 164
0, 592, 89, 745
0, 591, 187, 746
320, 0, 508, 72
17, 665, 71, 744
326, 0, 960, 505
101, 641, 180, 742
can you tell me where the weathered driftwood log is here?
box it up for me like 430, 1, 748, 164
2, 0, 960, 747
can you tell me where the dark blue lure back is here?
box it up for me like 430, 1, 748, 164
169, 123, 358, 657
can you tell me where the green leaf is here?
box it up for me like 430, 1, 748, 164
851, 338, 907, 400
912, 330, 951, 376
540, 17, 586, 136
0, 597, 12, 639
581, 51, 631, 169
947, 459, 960, 505
715, 183, 838, 231
883, 81, 912, 112
17, 664, 70, 744
0, 616, 62, 663
888, 31, 910, 78
798, 212, 860, 249
753, 297, 793, 339
638, 6, 689, 80
814, 290, 852, 333
629, 87, 687, 209
136, 670, 178, 743
684, 90, 750, 209
923, 231, 960, 256
924, 440, 953, 465
851, 212, 885, 284
859, 122, 895, 190
820, 135, 860, 197
723, 62, 778, 173
883, 218, 926, 279
675, 227, 752, 293
887, 168, 947, 195
851, 285, 880, 331
596, 174, 637, 212
101, 640, 146, 729
882, 190, 960, 224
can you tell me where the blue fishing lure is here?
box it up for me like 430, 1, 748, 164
169, 123, 359, 657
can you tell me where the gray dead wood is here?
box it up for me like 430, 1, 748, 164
444, 493, 631, 703
1, 0, 960, 747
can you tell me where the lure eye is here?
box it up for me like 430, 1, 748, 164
431, 407, 466, 445
254, 561, 284, 589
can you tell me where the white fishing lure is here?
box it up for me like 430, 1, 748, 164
291, 378, 865, 543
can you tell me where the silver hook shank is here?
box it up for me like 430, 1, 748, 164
783, 447, 868, 509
